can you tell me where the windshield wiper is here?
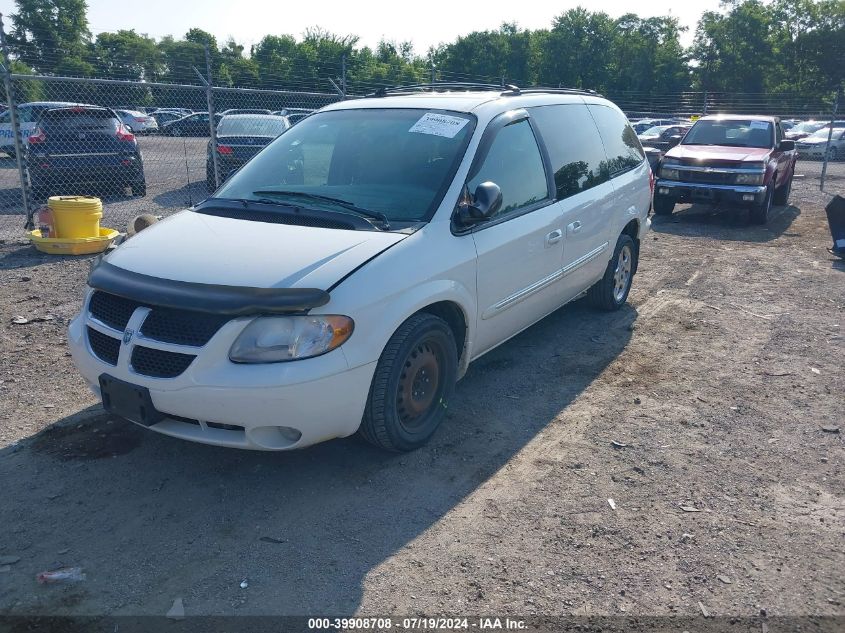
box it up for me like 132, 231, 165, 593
252, 189, 390, 229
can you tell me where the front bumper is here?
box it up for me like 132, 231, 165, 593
68, 308, 376, 451
655, 180, 766, 206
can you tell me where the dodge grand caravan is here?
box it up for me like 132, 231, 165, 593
69, 85, 652, 452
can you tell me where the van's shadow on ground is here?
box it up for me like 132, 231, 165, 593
651, 203, 800, 242
0, 299, 635, 617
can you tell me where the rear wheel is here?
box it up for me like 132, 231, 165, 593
829, 147, 839, 161
132, 178, 147, 197
206, 163, 217, 193
359, 313, 457, 452
653, 196, 675, 216
749, 181, 774, 225
587, 234, 637, 311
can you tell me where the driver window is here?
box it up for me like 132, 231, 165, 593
467, 119, 548, 220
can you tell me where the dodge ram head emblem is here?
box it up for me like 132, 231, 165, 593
122, 328, 134, 344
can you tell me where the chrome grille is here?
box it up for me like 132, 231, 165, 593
131, 346, 196, 379
86, 291, 230, 378
87, 327, 120, 366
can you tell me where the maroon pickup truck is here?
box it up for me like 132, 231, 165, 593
653, 115, 797, 224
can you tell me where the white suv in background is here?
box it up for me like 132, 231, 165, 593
68, 86, 652, 452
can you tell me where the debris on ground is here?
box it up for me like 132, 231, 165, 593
680, 505, 703, 513
608, 498, 617, 510
717, 575, 733, 584
166, 597, 185, 620
259, 536, 286, 544
36, 567, 86, 584
240, 579, 249, 589
0, 556, 20, 565
821, 426, 840, 434
699, 601, 711, 617
10, 314, 55, 325
610, 440, 629, 449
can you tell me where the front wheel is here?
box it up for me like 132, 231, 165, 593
749, 182, 774, 225
588, 234, 637, 311
359, 313, 458, 452
773, 173, 792, 206
653, 196, 675, 216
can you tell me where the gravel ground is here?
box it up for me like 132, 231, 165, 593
0, 170, 842, 627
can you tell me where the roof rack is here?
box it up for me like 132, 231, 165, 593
368, 82, 520, 97
366, 82, 601, 99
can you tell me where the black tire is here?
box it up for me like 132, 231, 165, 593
359, 312, 458, 452
829, 147, 839, 161
587, 234, 637, 311
206, 163, 217, 193
653, 196, 675, 216
749, 181, 774, 225
773, 173, 792, 206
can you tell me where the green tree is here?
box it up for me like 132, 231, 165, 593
538, 8, 616, 91
8, 0, 90, 74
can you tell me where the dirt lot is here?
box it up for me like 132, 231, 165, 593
0, 166, 843, 628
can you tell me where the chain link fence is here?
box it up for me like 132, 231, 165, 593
0, 39, 842, 234
0, 60, 343, 232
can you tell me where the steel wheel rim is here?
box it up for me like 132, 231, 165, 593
397, 339, 443, 430
613, 244, 633, 303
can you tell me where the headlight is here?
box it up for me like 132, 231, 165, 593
229, 315, 354, 363
660, 166, 680, 180
735, 172, 765, 185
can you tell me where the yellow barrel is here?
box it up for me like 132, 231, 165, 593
48, 196, 103, 239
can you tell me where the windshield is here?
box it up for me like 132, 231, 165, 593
806, 126, 843, 140
682, 119, 773, 148
215, 108, 476, 224
791, 122, 825, 134
217, 116, 288, 137
641, 125, 670, 136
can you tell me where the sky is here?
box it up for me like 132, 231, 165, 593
0, 0, 723, 53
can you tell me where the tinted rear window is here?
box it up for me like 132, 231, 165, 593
529, 104, 609, 200
217, 117, 288, 137
42, 109, 119, 131
587, 105, 645, 176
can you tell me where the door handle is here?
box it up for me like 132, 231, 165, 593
567, 220, 582, 234
545, 229, 563, 247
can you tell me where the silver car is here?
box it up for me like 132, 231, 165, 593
115, 109, 159, 134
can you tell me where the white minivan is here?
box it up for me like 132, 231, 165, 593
68, 87, 652, 452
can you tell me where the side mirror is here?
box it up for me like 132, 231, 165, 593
456, 182, 503, 226
779, 140, 795, 151
125, 124, 134, 132
667, 135, 682, 149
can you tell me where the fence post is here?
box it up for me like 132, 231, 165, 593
431, 61, 435, 84
204, 45, 220, 191
820, 86, 842, 192
341, 54, 347, 99
0, 14, 32, 229
702, 91, 708, 116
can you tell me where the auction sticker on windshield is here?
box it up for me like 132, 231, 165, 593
750, 121, 770, 129
409, 113, 469, 138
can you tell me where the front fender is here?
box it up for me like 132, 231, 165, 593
332, 278, 477, 377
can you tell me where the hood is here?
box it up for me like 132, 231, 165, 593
797, 136, 830, 145
103, 209, 406, 290
665, 144, 771, 163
